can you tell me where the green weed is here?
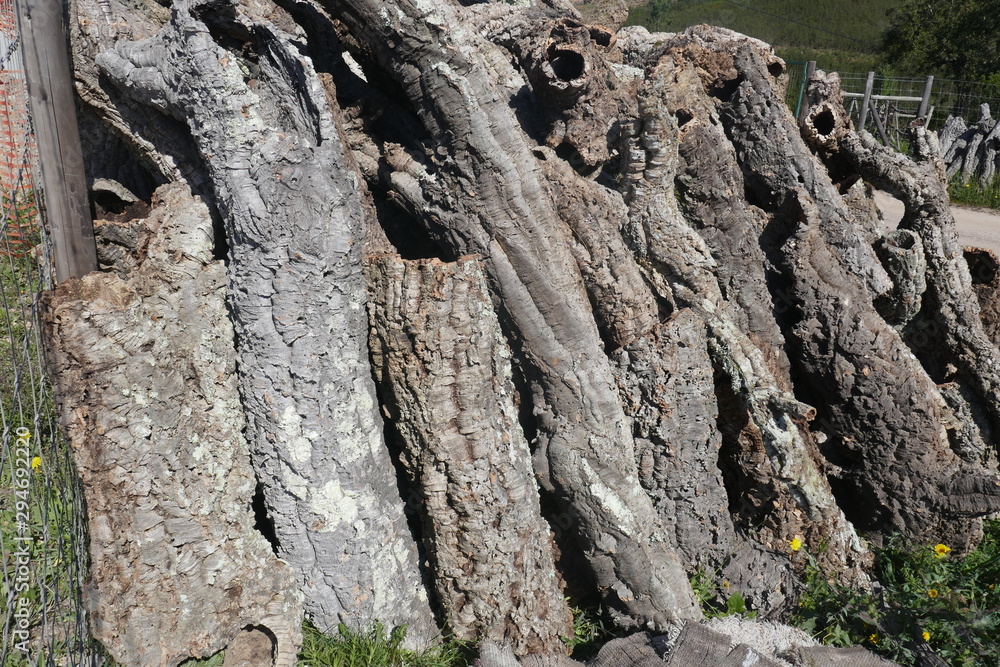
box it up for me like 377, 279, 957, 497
948, 177, 1000, 211
179, 652, 227, 667
562, 604, 613, 659
689, 567, 758, 620
2, 188, 95, 666
792, 520, 1000, 666
297, 621, 472, 667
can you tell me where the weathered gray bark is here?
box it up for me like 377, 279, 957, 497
69, 0, 192, 191
798, 71, 1000, 547
61, 0, 1000, 653
873, 229, 926, 326
91, 0, 437, 642
966, 248, 1000, 347
617, 41, 867, 580
611, 310, 797, 613
366, 254, 573, 654
939, 106, 1000, 187
501, 16, 637, 171
40, 183, 302, 667
477, 623, 898, 667
321, 0, 701, 628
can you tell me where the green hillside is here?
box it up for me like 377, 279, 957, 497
625, 0, 904, 73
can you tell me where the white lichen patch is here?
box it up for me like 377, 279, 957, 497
310, 479, 359, 529
279, 404, 313, 464
579, 456, 636, 532
279, 462, 310, 500
370, 536, 428, 619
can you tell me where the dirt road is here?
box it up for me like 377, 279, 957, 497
874, 190, 1000, 255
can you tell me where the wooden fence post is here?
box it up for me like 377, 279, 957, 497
917, 75, 935, 121
867, 98, 892, 146
15, 0, 97, 283
859, 71, 875, 130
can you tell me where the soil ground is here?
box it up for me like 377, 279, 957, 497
875, 190, 1000, 256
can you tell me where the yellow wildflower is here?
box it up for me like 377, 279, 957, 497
933, 544, 951, 558
922, 631, 931, 642
869, 634, 879, 644
31, 456, 42, 472
790, 537, 803, 552
928, 589, 939, 598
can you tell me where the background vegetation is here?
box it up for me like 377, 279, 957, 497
625, 0, 999, 84
624, 0, 902, 73
624, 0, 1000, 209
879, 0, 1000, 84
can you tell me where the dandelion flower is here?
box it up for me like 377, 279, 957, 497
922, 631, 931, 641
869, 634, 879, 644
31, 456, 41, 472
933, 544, 951, 558
790, 537, 803, 552
928, 589, 939, 598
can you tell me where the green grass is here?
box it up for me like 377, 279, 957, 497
562, 604, 614, 660
171, 621, 477, 667
792, 520, 1000, 666
624, 0, 902, 73
2, 188, 95, 666
949, 176, 1000, 210
298, 622, 473, 667
689, 567, 758, 621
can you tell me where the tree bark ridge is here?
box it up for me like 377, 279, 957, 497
41, 183, 303, 667
367, 254, 573, 655
94, 0, 437, 640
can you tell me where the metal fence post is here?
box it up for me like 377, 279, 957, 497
795, 61, 817, 123
15, 0, 97, 283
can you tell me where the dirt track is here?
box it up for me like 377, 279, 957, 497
874, 190, 1000, 256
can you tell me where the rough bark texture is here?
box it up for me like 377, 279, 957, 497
40, 183, 302, 667
477, 622, 897, 667
366, 254, 573, 655
59, 0, 1000, 656
618, 42, 867, 580
799, 71, 1000, 547
966, 247, 1000, 346
322, 0, 701, 629
940, 106, 1000, 187
92, 0, 437, 642
611, 310, 797, 614
873, 229, 926, 326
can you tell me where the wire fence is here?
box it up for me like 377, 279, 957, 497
1, 0, 99, 664
784, 60, 811, 119
784, 64, 1000, 157
838, 72, 1000, 132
